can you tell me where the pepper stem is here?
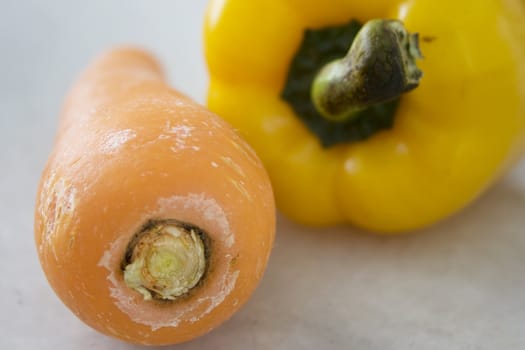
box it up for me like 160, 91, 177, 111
311, 19, 423, 122
123, 220, 207, 301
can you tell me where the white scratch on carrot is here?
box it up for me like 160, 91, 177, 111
220, 156, 246, 178
100, 129, 137, 154
39, 173, 77, 261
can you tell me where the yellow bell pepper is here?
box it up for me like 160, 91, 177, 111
204, 0, 525, 233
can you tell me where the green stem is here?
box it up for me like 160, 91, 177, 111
311, 19, 423, 122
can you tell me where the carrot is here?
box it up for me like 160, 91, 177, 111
34, 47, 276, 345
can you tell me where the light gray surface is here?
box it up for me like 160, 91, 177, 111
1, 1, 525, 349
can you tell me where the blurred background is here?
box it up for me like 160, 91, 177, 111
1, 1, 525, 349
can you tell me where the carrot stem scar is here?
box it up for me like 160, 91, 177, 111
122, 220, 208, 301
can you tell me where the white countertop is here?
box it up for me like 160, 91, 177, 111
1, 1, 524, 349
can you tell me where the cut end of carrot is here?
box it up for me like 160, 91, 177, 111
122, 219, 208, 301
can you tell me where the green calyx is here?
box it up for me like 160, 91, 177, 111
281, 19, 422, 147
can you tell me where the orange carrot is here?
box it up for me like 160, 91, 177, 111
34, 47, 275, 345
